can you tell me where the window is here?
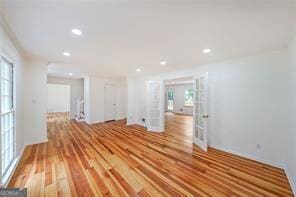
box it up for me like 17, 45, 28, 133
184, 88, 194, 106
167, 90, 174, 111
0, 57, 15, 179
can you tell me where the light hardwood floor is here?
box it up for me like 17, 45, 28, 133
8, 112, 293, 196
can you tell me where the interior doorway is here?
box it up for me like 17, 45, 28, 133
146, 73, 209, 151
164, 77, 194, 138
47, 83, 71, 119
104, 84, 116, 121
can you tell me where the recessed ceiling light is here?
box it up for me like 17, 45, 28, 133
63, 52, 71, 57
68, 73, 73, 76
136, 68, 141, 72
160, 61, 167, 65
203, 48, 211, 54
72, 28, 82, 35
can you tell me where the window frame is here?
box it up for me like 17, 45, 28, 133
167, 89, 174, 111
0, 54, 16, 183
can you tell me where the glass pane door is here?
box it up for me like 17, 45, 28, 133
193, 73, 208, 151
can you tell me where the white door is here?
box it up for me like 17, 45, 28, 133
193, 73, 208, 151
147, 81, 164, 132
104, 85, 116, 121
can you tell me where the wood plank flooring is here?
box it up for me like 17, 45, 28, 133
8, 112, 294, 196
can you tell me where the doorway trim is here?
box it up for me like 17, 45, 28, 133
162, 74, 209, 151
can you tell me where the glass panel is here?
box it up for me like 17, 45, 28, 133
0, 58, 15, 175
200, 117, 205, 128
151, 109, 160, 118
200, 103, 206, 115
150, 118, 160, 127
200, 90, 207, 103
195, 90, 199, 102
195, 78, 199, 88
195, 103, 200, 115
184, 88, 194, 106
195, 115, 200, 126
195, 127, 199, 138
198, 128, 204, 141
200, 77, 205, 89
152, 101, 159, 109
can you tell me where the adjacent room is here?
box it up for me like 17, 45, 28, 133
47, 75, 85, 121
47, 83, 71, 119
0, 0, 295, 196
165, 77, 194, 140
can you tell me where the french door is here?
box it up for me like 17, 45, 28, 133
0, 57, 15, 180
147, 81, 164, 132
193, 73, 208, 151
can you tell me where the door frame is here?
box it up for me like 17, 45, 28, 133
104, 84, 116, 122
162, 74, 209, 151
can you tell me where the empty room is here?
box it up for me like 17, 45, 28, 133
0, 0, 296, 196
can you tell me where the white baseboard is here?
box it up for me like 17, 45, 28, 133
209, 144, 285, 169
285, 168, 296, 195
4, 138, 49, 187
25, 138, 48, 146
210, 145, 296, 194
116, 115, 127, 121
3, 147, 25, 187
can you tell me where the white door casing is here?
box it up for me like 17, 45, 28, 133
104, 84, 116, 121
147, 81, 164, 132
193, 73, 209, 151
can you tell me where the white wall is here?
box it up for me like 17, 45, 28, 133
47, 77, 84, 118
1, 17, 48, 164
127, 50, 289, 168
23, 61, 48, 146
84, 76, 127, 124
0, 17, 25, 160
47, 84, 70, 113
166, 84, 193, 115
287, 37, 296, 194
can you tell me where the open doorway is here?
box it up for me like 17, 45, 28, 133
47, 84, 71, 119
147, 73, 208, 151
164, 77, 194, 139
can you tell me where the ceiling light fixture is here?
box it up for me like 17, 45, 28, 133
136, 68, 141, 72
160, 61, 167, 65
63, 52, 71, 57
68, 73, 73, 76
72, 28, 82, 35
203, 48, 211, 54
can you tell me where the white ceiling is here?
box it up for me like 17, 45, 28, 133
0, 0, 296, 78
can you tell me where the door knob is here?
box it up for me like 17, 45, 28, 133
202, 115, 209, 118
